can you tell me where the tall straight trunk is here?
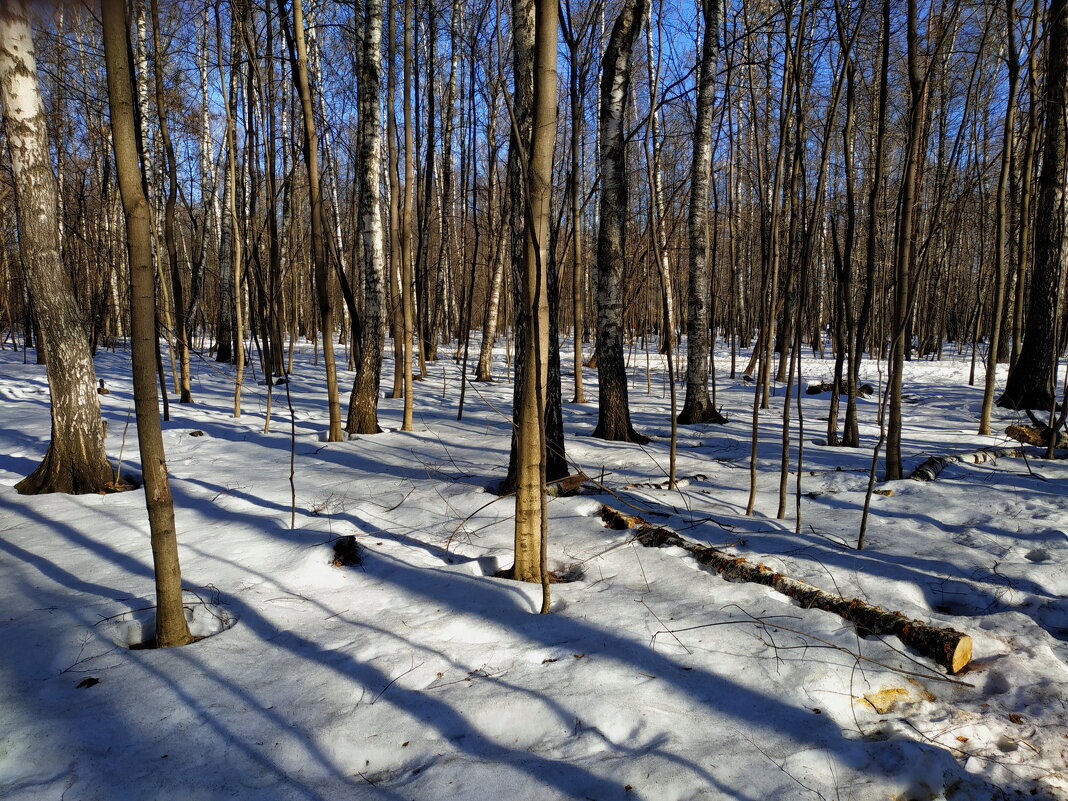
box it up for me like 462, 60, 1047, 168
400, 0, 415, 430
101, 0, 192, 649
678, 0, 726, 425
847, 0, 889, 447
386, 1, 404, 399
978, 0, 1019, 434
999, 0, 1068, 413
475, 91, 504, 382
281, 0, 342, 441
347, 0, 386, 434
150, 0, 191, 404
560, 7, 587, 403
592, 0, 649, 444
511, 0, 558, 608
1010, 9, 1041, 369
501, 0, 568, 494
1, 0, 113, 495
830, 0, 860, 447
885, 0, 927, 480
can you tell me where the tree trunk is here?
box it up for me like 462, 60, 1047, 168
1, 0, 113, 496
886, 0, 926, 480
346, 0, 386, 435
102, 0, 192, 649
600, 505, 972, 674
678, 0, 727, 426
592, 0, 649, 444
281, 0, 342, 441
511, 0, 558, 600
999, 0, 1067, 414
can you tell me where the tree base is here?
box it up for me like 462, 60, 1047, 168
677, 404, 728, 425
15, 446, 113, 495
591, 423, 651, 445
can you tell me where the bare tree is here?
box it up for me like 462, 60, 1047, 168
678, 0, 727, 425
592, 0, 649, 444
999, 0, 1067, 416
101, 0, 192, 648
346, 0, 387, 434
280, 0, 343, 441
0, 0, 113, 495
511, 0, 558, 608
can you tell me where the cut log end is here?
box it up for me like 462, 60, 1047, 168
950, 636, 973, 675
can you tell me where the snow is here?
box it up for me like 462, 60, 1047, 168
1, 338, 1066, 800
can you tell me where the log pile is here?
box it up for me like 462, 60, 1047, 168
599, 505, 972, 674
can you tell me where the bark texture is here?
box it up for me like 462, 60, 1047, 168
593, 0, 649, 444
102, 0, 192, 648
511, 0, 558, 589
998, 0, 1068, 413
908, 448, 1027, 481
0, 0, 113, 495
600, 506, 972, 673
346, 0, 385, 435
678, 0, 727, 426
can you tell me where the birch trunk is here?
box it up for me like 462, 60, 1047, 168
592, 0, 649, 443
678, 0, 726, 425
346, 0, 386, 434
1, 0, 113, 495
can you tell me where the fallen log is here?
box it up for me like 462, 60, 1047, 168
1005, 424, 1068, 449
805, 381, 874, 398
599, 505, 972, 674
908, 447, 1026, 481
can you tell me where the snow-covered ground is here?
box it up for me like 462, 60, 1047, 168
1, 336, 1065, 800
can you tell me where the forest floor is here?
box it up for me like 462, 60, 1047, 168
0, 336, 1066, 801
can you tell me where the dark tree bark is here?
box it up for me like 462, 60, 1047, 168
592, 0, 649, 444
0, 0, 113, 495
999, 0, 1068, 414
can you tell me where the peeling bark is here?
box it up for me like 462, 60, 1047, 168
0, 0, 112, 495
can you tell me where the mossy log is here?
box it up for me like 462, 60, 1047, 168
599, 505, 972, 674
908, 447, 1026, 481
1005, 424, 1068, 449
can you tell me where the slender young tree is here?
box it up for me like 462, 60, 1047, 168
0, 0, 113, 495
101, 0, 192, 648
885, 0, 927, 480
280, 0, 343, 440
511, 0, 558, 607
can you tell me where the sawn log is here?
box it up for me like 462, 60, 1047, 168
908, 447, 1025, 481
599, 505, 972, 674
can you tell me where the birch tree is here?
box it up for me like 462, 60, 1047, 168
677, 0, 727, 425
346, 0, 386, 434
0, 0, 113, 495
592, 0, 649, 443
